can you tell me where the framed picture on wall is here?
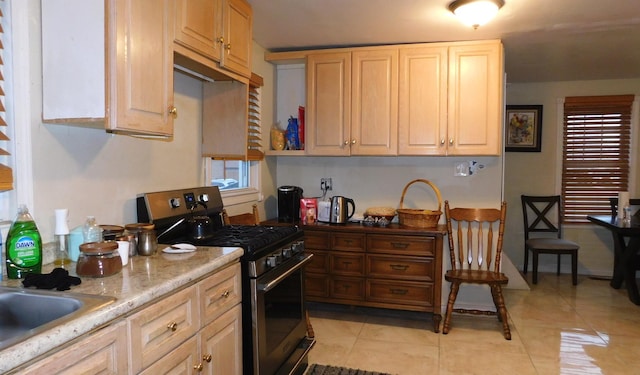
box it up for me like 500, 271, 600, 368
505, 105, 543, 152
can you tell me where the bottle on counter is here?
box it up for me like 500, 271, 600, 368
53, 208, 71, 266
82, 216, 103, 243
6, 204, 43, 279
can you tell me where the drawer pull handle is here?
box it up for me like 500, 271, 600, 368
390, 288, 408, 295
203, 354, 212, 363
344, 239, 353, 244
342, 261, 352, 266
194, 363, 204, 372
390, 264, 409, 271
167, 322, 178, 332
221, 290, 230, 298
391, 242, 409, 249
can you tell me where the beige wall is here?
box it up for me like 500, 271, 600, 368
504, 79, 640, 276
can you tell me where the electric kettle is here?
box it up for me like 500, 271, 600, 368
330, 196, 355, 224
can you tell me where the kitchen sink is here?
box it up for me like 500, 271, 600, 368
0, 286, 115, 351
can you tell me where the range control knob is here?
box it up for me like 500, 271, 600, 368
292, 241, 304, 253
266, 255, 279, 268
198, 194, 209, 203
282, 247, 292, 259
169, 198, 181, 208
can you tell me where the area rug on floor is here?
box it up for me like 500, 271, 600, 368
307, 364, 393, 375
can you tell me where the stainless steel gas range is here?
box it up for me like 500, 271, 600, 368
137, 186, 315, 375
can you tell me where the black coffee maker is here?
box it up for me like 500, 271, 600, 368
278, 186, 303, 223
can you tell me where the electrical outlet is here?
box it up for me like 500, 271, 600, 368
321, 178, 333, 191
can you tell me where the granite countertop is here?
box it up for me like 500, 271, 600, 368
0, 245, 244, 374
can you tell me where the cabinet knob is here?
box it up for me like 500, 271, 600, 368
351, 139, 357, 145
169, 107, 178, 118
167, 322, 178, 331
193, 363, 204, 372
221, 290, 230, 298
440, 138, 446, 145
203, 354, 212, 363
343, 140, 350, 145
449, 138, 454, 145
225, 43, 232, 50
216, 37, 224, 44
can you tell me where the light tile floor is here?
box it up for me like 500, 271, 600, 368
306, 273, 640, 374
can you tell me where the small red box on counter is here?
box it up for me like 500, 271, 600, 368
300, 198, 317, 225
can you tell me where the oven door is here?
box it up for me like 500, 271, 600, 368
252, 253, 313, 375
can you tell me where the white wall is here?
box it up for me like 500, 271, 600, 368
504, 78, 640, 277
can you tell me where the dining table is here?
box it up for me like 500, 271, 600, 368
587, 213, 640, 305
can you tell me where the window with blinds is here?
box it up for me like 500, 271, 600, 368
561, 95, 634, 223
0, 2, 13, 191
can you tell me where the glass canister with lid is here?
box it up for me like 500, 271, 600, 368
76, 241, 122, 277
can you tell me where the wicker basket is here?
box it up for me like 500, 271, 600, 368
397, 179, 443, 228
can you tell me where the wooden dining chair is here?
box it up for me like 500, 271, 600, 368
222, 204, 260, 225
521, 195, 579, 285
442, 200, 511, 340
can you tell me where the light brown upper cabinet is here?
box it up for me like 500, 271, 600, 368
107, 0, 176, 136
42, 0, 176, 136
306, 48, 398, 156
269, 39, 504, 157
398, 40, 503, 156
306, 52, 352, 156
174, 0, 253, 79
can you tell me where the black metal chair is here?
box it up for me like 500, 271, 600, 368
521, 195, 580, 285
608, 198, 640, 217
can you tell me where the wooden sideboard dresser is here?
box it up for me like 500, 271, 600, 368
299, 222, 445, 332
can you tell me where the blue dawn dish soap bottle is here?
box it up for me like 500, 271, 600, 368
6, 204, 42, 279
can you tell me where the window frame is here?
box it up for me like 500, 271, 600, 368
205, 157, 261, 207
558, 95, 638, 224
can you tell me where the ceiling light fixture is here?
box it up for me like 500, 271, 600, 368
448, 0, 504, 29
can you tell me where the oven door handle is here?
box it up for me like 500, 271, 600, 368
258, 254, 314, 292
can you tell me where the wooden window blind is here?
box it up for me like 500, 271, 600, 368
0, 3, 13, 191
561, 95, 634, 223
247, 73, 264, 161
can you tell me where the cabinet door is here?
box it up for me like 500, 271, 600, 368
129, 286, 200, 373
139, 335, 200, 375
107, 0, 175, 135
351, 48, 398, 155
220, 0, 253, 78
175, 0, 222, 62
447, 41, 503, 155
21, 321, 128, 375
398, 46, 448, 155
200, 304, 243, 375
306, 52, 352, 156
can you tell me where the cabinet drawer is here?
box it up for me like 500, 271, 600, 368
330, 277, 365, 300
331, 253, 365, 276
139, 335, 199, 375
367, 255, 435, 281
129, 286, 199, 373
306, 273, 330, 297
305, 231, 330, 249
367, 279, 433, 307
367, 234, 435, 256
21, 321, 128, 375
332, 233, 365, 252
199, 263, 242, 325
306, 250, 330, 273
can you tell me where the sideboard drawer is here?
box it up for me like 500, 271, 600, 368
306, 250, 330, 273
367, 255, 435, 281
330, 277, 365, 300
366, 279, 433, 308
306, 273, 330, 297
331, 253, 365, 276
305, 231, 330, 249
332, 233, 365, 252
367, 234, 435, 256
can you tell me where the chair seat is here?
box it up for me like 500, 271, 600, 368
526, 238, 579, 251
445, 269, 509, 284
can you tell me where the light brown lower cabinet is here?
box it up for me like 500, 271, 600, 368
18, 262, 242, 375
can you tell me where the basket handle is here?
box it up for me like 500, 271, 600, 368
399, 179, 443, 211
